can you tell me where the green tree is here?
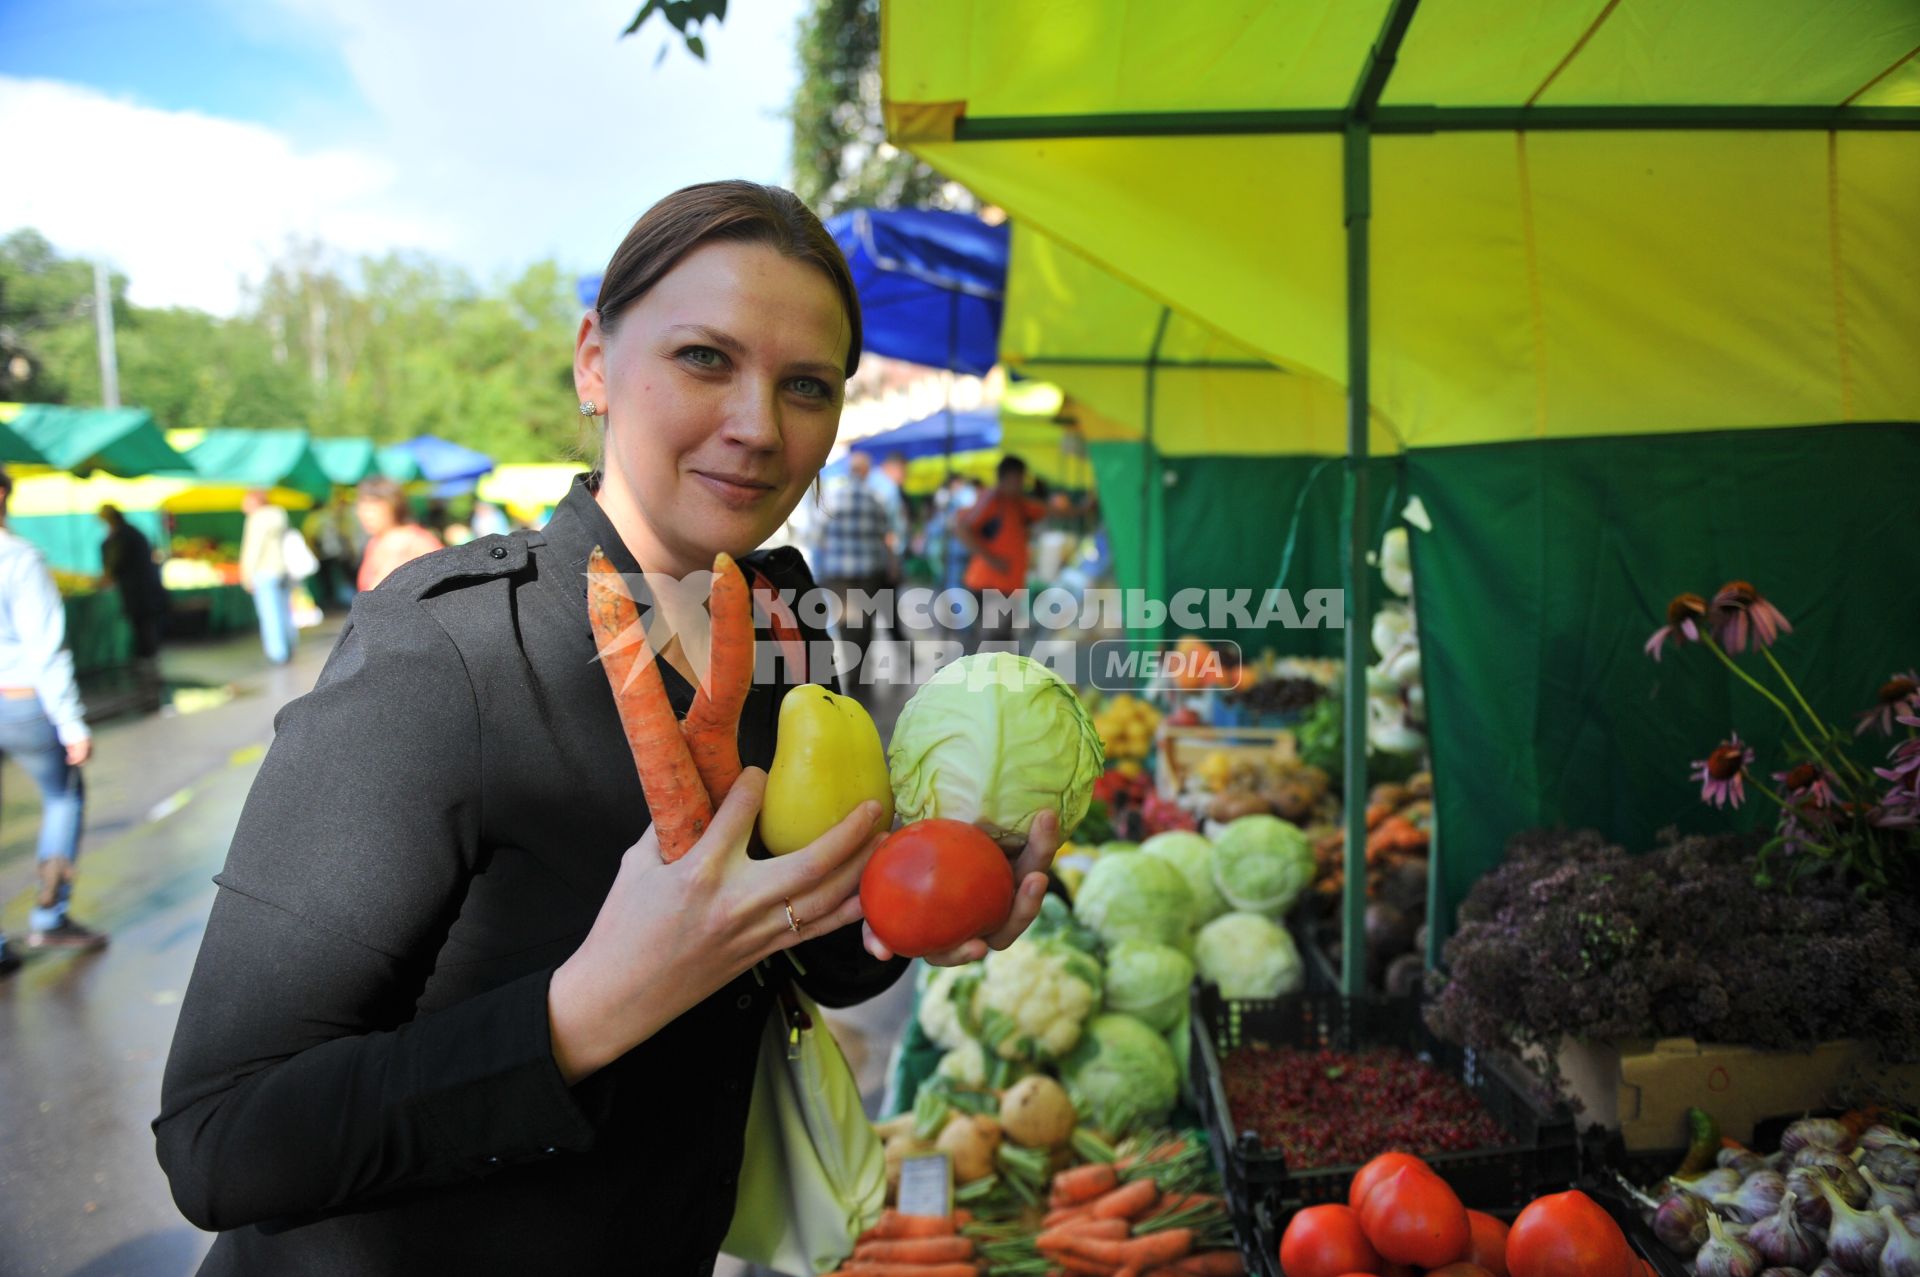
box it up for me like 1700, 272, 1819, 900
788, 0, 961, 216
0, 229, 118, 404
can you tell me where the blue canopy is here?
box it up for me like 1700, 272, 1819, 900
846, 409, 998, 462
383, 435, 494, 484
826, 209, 1008, 377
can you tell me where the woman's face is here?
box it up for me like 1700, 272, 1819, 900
575, 240, 850, 577
356, 497, 395, 537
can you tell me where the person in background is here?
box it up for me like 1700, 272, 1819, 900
469, 500, 510, 540
871, 450, 910, 577
0, 467, 105, 974
957, 454, 1051, 650
923, 471, 978, 595
239, 491, 297, 665
354, 478, 444, 591
96, 503, 168, 668
305, 499, 360, 612
813, 449, 894, 677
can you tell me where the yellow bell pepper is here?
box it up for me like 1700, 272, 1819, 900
759, 685, 895, 856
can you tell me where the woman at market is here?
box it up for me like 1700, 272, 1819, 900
352, 476, 444, 591
237, 490, 298, 665
153, 180, 1060, 1276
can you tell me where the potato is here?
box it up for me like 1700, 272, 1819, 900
935, 1113, 1002, 1184
999, 1075, 1077, 1150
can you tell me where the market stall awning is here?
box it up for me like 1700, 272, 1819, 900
885, 0, 1920, 449
476, 463, 586, 524
168, 429, 334, 504
883, 0, 1920, 988
385, 435, 493, 484
1, 404, 192, 476
310, 437, 379, 487
0, 407, 51, 466
826, 207, 1009, 376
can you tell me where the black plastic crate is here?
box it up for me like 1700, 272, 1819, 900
1191, 982, 1581, 1215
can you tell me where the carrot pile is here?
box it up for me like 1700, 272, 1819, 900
586, 547, 754, 860
822, 1211, 979, 1277
957, 1136, 1246, 1277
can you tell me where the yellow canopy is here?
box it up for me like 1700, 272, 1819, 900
6, 471, 314, 517
886, 0, 1920, 450
476, 463, 588, 525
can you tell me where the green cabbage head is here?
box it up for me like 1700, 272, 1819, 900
1141, 830, 1228, 924
1061, 1013, 1181, 1136
888, 652, 1105, 842
1102, 940, 1195, 1033
1193, 911, 1304, 999
1210, 814, 1316, 916
1073, 852, 1195, 950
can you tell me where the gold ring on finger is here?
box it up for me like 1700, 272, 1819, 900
783, 898, 802, 934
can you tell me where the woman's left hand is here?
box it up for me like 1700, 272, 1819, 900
859, 809, 1062, 967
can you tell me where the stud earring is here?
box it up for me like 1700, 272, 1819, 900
578, 400, 599, 417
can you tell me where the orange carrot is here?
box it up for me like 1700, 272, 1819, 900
1052, 1162, 1120, 1205
680, 551, 752, 803
1041, 1256, 1117, 1276
1049, 1228, 1194, 1269
1044, 1205, 1092, 1228
587, 547, 711, 860
1088, 1178, 1160, 1220
836, 1265, 979, 1277
851, 1237, 974, 1263
1036, 1219, 1129, 1249
855, 1210, 957, 1242
1170, 1253, 1245, 1276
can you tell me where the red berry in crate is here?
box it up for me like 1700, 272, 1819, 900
1278, 1204, 1383, 1277
1356, 1164, 1471, 1269
1504, 1191, 1634, 1277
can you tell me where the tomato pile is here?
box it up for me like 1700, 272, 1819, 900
1221, 1045, 1511, 1169
1278, 1151, 1652, 1277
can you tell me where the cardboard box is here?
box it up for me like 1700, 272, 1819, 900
1549, 1036, 1920, 1150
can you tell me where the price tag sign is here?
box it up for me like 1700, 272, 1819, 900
896, 1152, 952, 1219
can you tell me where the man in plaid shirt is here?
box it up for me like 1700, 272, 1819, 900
814, 451, 895, 679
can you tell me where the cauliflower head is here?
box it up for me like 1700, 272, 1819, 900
917, 960, 985, 1051
971, 935, 1103, 1063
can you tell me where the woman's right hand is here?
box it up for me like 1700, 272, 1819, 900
546, 767, 885, 1084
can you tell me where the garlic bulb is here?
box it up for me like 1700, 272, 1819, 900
1748, 1193, 1823, 1270
1699, 1210, 1766, 1277
1654, 1189, 1711, 1256
1716, 1148, 1770, 1176
1681, 1168, 1750, 1198
1783, 1119, 1855, 1157
1881, 1208, 1920, 1277
1811, 1262, 1847, 1277
1859, 1127, 1920, 1156
1818, 1173, 1890, 1273
1864, 1165, 1920, 1217
1867, 1147, 1920, 1191
1718, 1172, 1791, 1225
1755, 1269, 1810, 1277
1790, 1168, 1837, 1230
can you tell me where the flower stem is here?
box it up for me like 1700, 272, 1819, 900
1759, 647, 1875, 788
1704, 637, 1832, 768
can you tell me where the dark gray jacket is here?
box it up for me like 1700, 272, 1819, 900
154, 477, 905, 1275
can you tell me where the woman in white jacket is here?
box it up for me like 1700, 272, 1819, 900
238, 491, 295, 665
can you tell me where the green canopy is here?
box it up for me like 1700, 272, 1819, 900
0, 418, 49, 466
375, 444, 423, 483
6, 405, 191, 476
171, 429, 333, 503
310, 437, 378, 487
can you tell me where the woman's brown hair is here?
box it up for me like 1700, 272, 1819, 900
355, 477, 412, 525
594, 180, 862, 377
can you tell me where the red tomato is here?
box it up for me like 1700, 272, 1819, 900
1504, 1191, 1634, 1277
1357, 1165, 1470, 1268
1465, 1209, 1511, 1277
859, 819, 1014, 957
1428, 1267, 1495, 1277
1348, 1151, 1430, 1212
1279, 1204, 1382, 1277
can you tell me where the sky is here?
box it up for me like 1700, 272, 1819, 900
0, 0, 811, 314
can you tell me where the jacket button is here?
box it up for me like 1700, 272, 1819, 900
490, 546, 508, 559
735, 993, 753, 1010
